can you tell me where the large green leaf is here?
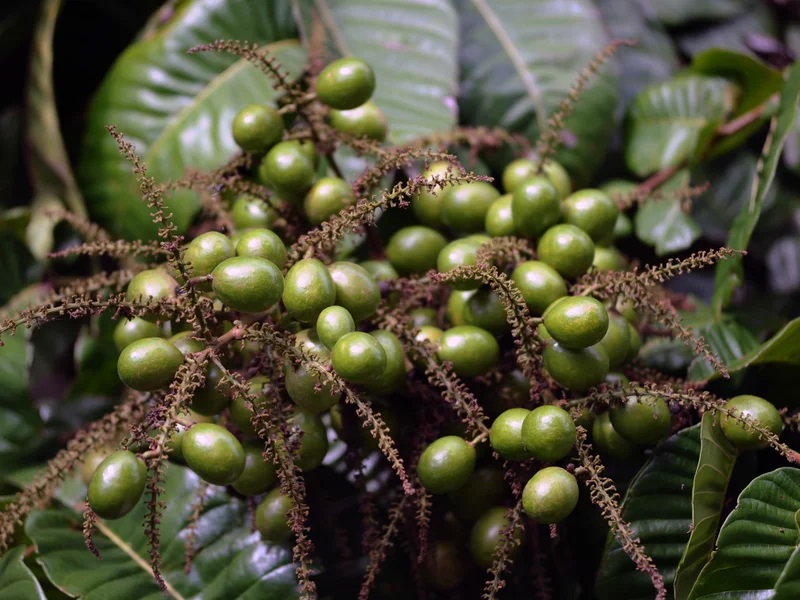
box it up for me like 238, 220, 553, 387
596, 423, 700, 599
0, 547, 47, 600
686, 319, 760, 382
725, 317, 800, 373
27, 463, 298, 599
673, 412, 738, 600
78, 0, 301, 241
456, 0, 618, 185
296, 0, 458, 144
634, 197, 701, 256
713, 62, 800, 315
688, 467, 800, 599
624, 74, 738, 177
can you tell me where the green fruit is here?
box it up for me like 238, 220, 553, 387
285, 362, 340, 414
386, 226, 448, 275
168, 331, 204, 356
412, 161, 452, 227
448, 466, 507, 521
626, 322, 642, 362
446, 290, 474, 327
512, 176, 560, 238
521, 405, 576, 462
543, 342, 609, 392
720, 395, 784, 450
332, 332, 387, 384
363, 330, 408, 395
414, 326, 443, 363
329, 101, 387, 141
191, 362, 230, 416
543, 296, 609, 349
417, 435, 476, 494
304, 177, 356, 226
81, 449, 111, 486
231, 446, 278, 496
288, 409, 329, 471
613, 212, 633, 239
542, 160, 571, 200
235, 228, 287, 268
489, 408, 531, 461
485, 194, 516, 237
610, 396, 672, 445
502, 158, 571, 199
316, 305, 356, 349
88, 450, 147, 520
282, 258, 337, 322
423, 539, 466, 591
255, 488, 294, 543
593, 245, 627, 272
118, 337, 183, 391
438, 325, 499, 378
560, 188, 619, 244
328, 261, 381, 322
360, 259, 398, 283
510, 260, 567, 316
184, 231, 235, 289
463, 287, 509, 334
437, 238, 484, 291
537, 224, 595, 279
441, 182, 500, 233
211, 256, 283, 313
598, 313, 631, 369
231, 104, 283, 153
316, 57, 375, 110
592, 411, 639, 460
469, 506, 523, 569
126, 268, 178, 321
230, 194, 279, 230
182, 423, 246, 485
258, 140, 315, 198
410, 307, 437, 328
113, 317, 162, 353
521, 466, 579, 523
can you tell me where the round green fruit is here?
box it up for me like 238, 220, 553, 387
489, 408, 531, 461
410, 307, 437, 328
543, 296, 609, 349
117, 337, 183, 391
463, 287, 509, 334
316, 305, 356, 349
593, 245, 627, 272
184, 231, 235, 288
537, 224, 595, 279
436, 238, 483, 291
182, 423, 246, 486
560, 188, 619, 244
231, 446, 278, 496
438, 325, 499, 378
126, 268, 178, 321
231, 104, 284, 153
610, 396, 672, 445
720, 395, 784, 450
88, 450, 147, 520
304, 177, 356, 226
316, 57, 376, 110
282, 258, 337, 322
191, 362, 230, 416
329, 101, 387, 141
469, 506, 523, 569
521, 405, 576, 462
598, 313, 631, 369
332, 332, 387, 385
211, 256, 283, 313
448, 466, 507, 522
255, 488, 294, 543
230, 194, 279, 230
328, 261, 381, 322
485, 194, 515, 237
446, 290, 474, 327
386, 226, 447, 275
360, 259, 398, 283
512, 176, 560, 238
412, 161, 452, 227
288, 409, 330, 471
510, 260, 567, 316
235, 228, 286, 268
113, 317, 162, 353
258, 140, 315, 198
441, 182, 500, 233
592, 411, 639, 460
417, 435, 476, 495
363, 330, 408, 395
543, 341, 609, 392
521, 466, 579, 523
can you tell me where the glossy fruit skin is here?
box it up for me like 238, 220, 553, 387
363, 329, 408, 395
232, 104, 284, 153
560, 188, 619, 244
593, 245, 627, 272
304, 177, 356, 226
423, 539, 466, 591
316, 57, 375, 110
720, 395, 783, 450
537, 224, 596, 279
184, 231, 235, 288
258, 140, 315, 198
412, 161, 452, 227
235, 228, 287, 268
231, 446, 278, 496
81, 449, 111, 486
410, 307, 437, 328
282, 258, 337, 323
230, 194, 279, 230
211, 256, 283, 313
316, 306, 356, 349
182, 423, 246, 485
118, 337, 183, 391
126, 268, 178, 321
437, 238, 483, 291
511, 260, 567, 316
598, 313, 631, 369
542, 161, 572, 200
522, 466, 579, 523
168, 331, 204, 356
386, 226, 448, 275
286, 329, 340, 413
543, 341, 609, 392
288, 409, 329, 471
521, 405, 577, 462
490, 408, 531, 461
610, 396, 672, 445
502, 158, 571, 199
446, 290, 473, 327
626, 322, 642, 362
329, 101, 388, 141
88, 450, 147, 520
360, 260, 398, 283
592, 411, 639, 460
332, 332, 387, 384
438, 325, 499, 378
485, 194, 515, 237
463, 288, 509, 334
417, 435, 476, 494
448, 466, 507, 521
469, 506, 523, 569
543, 296, 609, 349
255, 488, 294, 543
113, 317, 162, 353
328, 261, 381, 322
441, 182, 500, 233
512, 176, 560, 238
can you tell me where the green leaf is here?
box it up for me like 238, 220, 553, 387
296, 0, 458, 144
688, 467, 800, 599
712, 61, 800, 315
596, 423, 700, 599
456, 0, 618, 185
27, 463, 299, 599
625, 74, 738, 177
685, 319, 760, 382
634, 198, 701, 256
0, 547, 47, 600
673, 412, 738, 600
78, 0, 301, 241
726, 317, 800, 373
640, 0, 746, 26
